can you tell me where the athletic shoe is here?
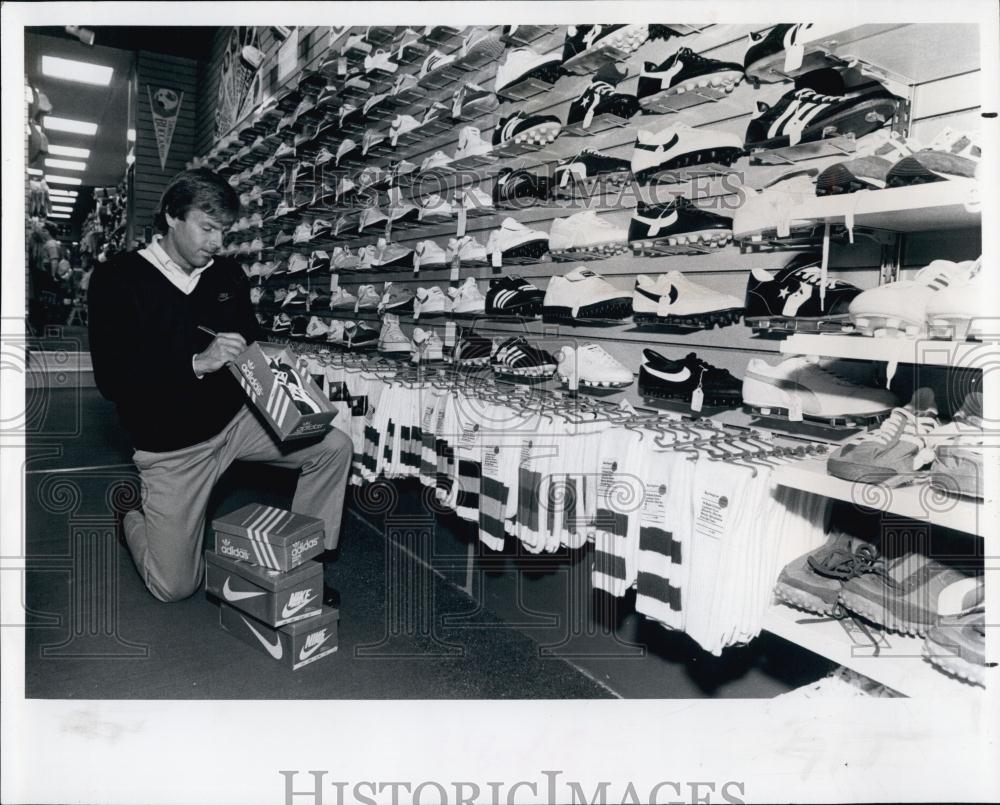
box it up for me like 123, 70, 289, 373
355, 284, 381, 311
548, 210, 629, 256
334, 212, 360, 237
885, 127, 982, 186
628, 197, 732, 247
451, 81, 499, 118
491, 336, 558, 377
358, 205, 388, 234
849, 259, 979, 338
923, 604, 986, 686
388, 200, 420, 226
306, 316, 330, 340
292, 222, 313, 244
342, 33, 372, 55
744, 23, 852, 84
364, 49, 398, 74
311, 219, 333, 241
557, 343, 633, 389
447, 235, 489, 266
732, 168, 820, 239
274, 142, 296, 162
249, 286, 264, 305
413, 240, 447, 270
289, 316, 309, 338
493, 168, 553, 209
336, 138, 357, 166
378, 283, 415, 315
929, 392, 985, 500
744, 256, 862, 330
637, 47, 744, 106
486, 218, 549, 262
638, 349, 743, 406
272, 313, 292, 333
632, 272, 743, 327
454, 186, 493, 214
448, 277, 486, 315
361, 128, 386, 156
458, 26, 505, 66
561, 25, 650, 72
255, 312, 271, 330
420, 150, 455, 176
413, 286, 451, 318
356, 166, 386, 193
553, 148, 630, 191
281, 284, 309, 308
411, 327, 445, 363
374, 242, 414, 269
745, 72, 902, 150
630, 122, 743, 184
452, 331, 493, 367
566, 76, 639, 130
287, 253, 310, 275
378, 317, 412, 353
331, 246, 360, 272
418, 194, 453, 222
418, 49, 456, 84
775, 532, 880, 616
346, 321, 380, 349
839, 550, 983, 636
419, 101, 449, 128
356, 244, 378, 271
543, 266, 632, 321
308, 287, 331, 310
452, 126, 494, 162
827, 388, 941, 484
394, 28, 426, 63
485, 275, 545, 317
495, 47, 562, 97
815, 130, 918, 195
390, 72, 420, 98
329, 287, 358, 310
742, 356, 897, 423
325, 318, 347, 346
384, 159, 417, 184
492, 111, 561, 149
274, 230, 294, 248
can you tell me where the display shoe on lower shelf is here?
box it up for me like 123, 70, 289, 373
413, 286, 451, 319
542, 266, 632, 321
377, 317, 412, 353
345, 321, 380, 350
638, 350, 743, 407
378, 283, 416, 315
922, 606, 987, 687
557, 344, 633, 389
774, 531, 880, 617
354, 284, 381, 312
448, 277, 486, 316
451, 330, 493, 368
486, 218, 550, 264
490, 336, 558, 378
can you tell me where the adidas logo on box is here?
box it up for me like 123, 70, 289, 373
212, 504, 326, 572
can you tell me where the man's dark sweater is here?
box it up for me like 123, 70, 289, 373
89, 250, 259, 452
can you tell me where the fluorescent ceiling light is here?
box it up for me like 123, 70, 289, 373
27, 168, 44, 176
45, 174, 82, 186
43, 117, 98, 136
49, 213, 71, 219
41, 55, 113, 86
52, 205, 76, 213
48, 144, 91, 159
45, 158, 87, 171
49, 189, 78, 197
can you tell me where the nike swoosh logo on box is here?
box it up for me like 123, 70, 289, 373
223, 577, 266, 602
282, 592, 318, 618
299, 632, 333, 661
242, 616, 283, 659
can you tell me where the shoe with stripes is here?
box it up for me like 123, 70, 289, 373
815, 130, 917, 195
567, 75, 639, 131
452, 331, 493, 367
639, 350, 743, 406
542, 266, 632, 321
493, 168, 553, 209
491, 337, 558, 378
485, 275, 545, 317
493, 111, 561, 150
628, 197, 732, 249
630, 122, 743, 184
418, 49, 456, 85
744, 24, 847, 84
272, 313, 292, 333
561, 25, 650, 72
633, 272, 743, 328
637, 47, 744, 106
495, 47, 562, 97
745, 72, 902, 151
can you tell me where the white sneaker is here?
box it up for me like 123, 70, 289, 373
374, 242, 414, 269
358, 205, 388, 233
742, 356, 898, 421
413, 286, 451, 318
355, 284, 381, 311
447, 235, 489, 265
418, 194, 453, 222
378, 317, 412, 353
453, 126, 493, 161
495, 47, 561, 95
306, 316, 330, 339
732, 168, 819, 240
486, 217, 549, 262
448, 277, 486, 315
925, 259, 986, 340
361, 128, 386, 156
419, 49, 456, 82
331, 246, 359, 272
557, 344, 634, 388
389, 114, 421, 147
420, 150, 454, 176
329, 287, 358, 310
326, 319, 347, 344
849, 259, 980, 337
292, 221, 313, 244
543, 267, 633, 320
630, 122, 743, 184
287, 253, 309, 274
548, 210, 629, 254
364, 49, 398, 74
411, 328, 444, 362
356, 244, 378, 271
633, 271, 744, 326
413, 240, 447, 270
336, 138, 357, 166
454, 185, 493, 213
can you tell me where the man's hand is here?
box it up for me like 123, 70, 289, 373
193, 332, 247, 376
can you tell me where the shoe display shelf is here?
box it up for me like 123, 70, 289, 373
631, 232, 734, 257
638, 82, 746, 117
561, 110, 634, 138
361, 102, 397, 124
773, 457, 985, 537
549, 242, 631, 263
496, 74, 560, 103
748, 133, 858, 167
552, 168, 633, 200
423, 26, 463, 47
384, 84, 428, 109
561, 38, 648, 78
501, 26, 559, 48
493, 137, 561, 159
450, 152, 500, 170
779, 334, 999, 367
365, 27, 397, 47
393, 42, 431, 69
763, 601, 983, 698
418, 61, 477, 92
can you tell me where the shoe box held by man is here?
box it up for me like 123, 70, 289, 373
229, 342, 337, 442
213, 503, 325, 572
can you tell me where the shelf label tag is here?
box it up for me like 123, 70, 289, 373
457, 206, 468, 237
690, 387, 704, 413
445, 321, 457, 348
788, 397, 804, 422
330, 274, 340, 292
784, 43, 804, 74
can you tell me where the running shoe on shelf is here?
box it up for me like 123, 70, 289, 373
417, 49, 457, 87
744, 23, 853, 84
305, 316, 331, 341
413, 286, 451, 318
454, 186, 494, 215
492, 111, 562, 151
364, 49, 399, 75
413, 240, 447, 271
378, 283, 415, 315
628, 197, 733, 250
774, 531, 880, 617
329, 287, 358, 311
325, 319, 347, 345
630, 122, 743, 184
452, 126, 494, 163
377, 318, 412, 353
456, 26, 505, 68
548, 210, 630, 258
637, 47, 745, 108
926, 258, 986, 340
358, 205, 388, 234
418, 194, 454, 223
493, 167, 553, 209
485, 275, 545, 317
491, 336, 558, 378
331, 246, 360, 273
923, 606, 987, 687
420, 150, 455, 177
272, 313, 293, 333
451, 81, 499, 119
495, 46, 562, 99
638, 349, 743, 406
885, 127, 982, 187
355, 284, 381, 311
373, 242, 414, 270
448, 277, 487, 316
929, 391, 984, 500
542, 266, 632, 321
411, 327, 445, 363
732, 168, 820, 240
345, 321, 380, 350
452, 330, 494, 368
561, 25, 650, 73
553, 149, 631, 195
447, 235, 490, 266
632, 272, 744, 328
815, 130, 917, 195
486, 218, 550, 263
557, 343, 633, 389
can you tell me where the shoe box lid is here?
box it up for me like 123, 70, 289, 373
206, 551, 323, 626
219, 602, 340, 670
228, 342, 337, 442
213, 504, 325, 572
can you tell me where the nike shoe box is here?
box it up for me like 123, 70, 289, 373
229, 342, 337, 442
213, 503, 325, 572
219, 601, 339, 670
205, 550, 323, 627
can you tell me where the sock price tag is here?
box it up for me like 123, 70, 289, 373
690, 386, 704, 413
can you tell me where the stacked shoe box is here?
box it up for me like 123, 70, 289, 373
206, 503, 339, 670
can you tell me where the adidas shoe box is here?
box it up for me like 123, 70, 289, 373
229, 342, 336, 442
213, 503, 325, 572
219, 601, 339, 670
205, 550, 323, 627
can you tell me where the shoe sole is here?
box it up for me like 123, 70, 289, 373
506, 121, 562, 148
638, 70, 744, 107
744, 314, 852, 334
491, 364, 557, 378
773, 582, 842, 617
743, 403, 892, 428
486, 301, 543, 317
747, 98, 901, 151
550, 240, 631, 259
838, 589, 934, 637
562, 25, 650, 74
930, 471, 983, 500
542, 298, 633, 322
641, 383, 741, 407
557, 374, 633, 390
922, 644, 986, 687
885, 156, 976, 187
633, 307, 743, 329
633, 146, 743, 184
630, 228, 732, 251
849, 313, 925, 338
825, 458, 900, 485
454, 355, 491, 368
501, 238, 550, 263
815, 162, 886, 196
496, 60, 562, 98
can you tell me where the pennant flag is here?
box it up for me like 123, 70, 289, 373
148, 86, 183, 170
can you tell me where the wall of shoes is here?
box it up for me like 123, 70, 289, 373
190, 23, 992, 696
